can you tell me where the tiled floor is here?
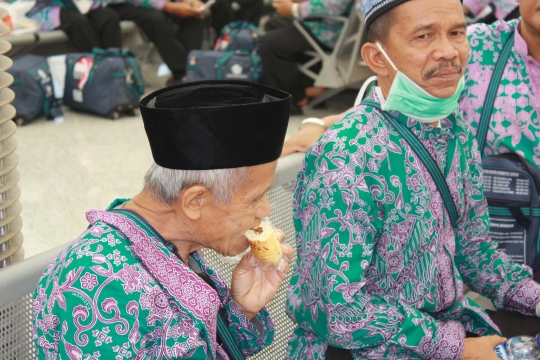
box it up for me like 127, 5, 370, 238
16, 89, 355, 259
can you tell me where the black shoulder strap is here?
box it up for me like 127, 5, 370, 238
476, 32, 515, 154
361, 100, 459, 229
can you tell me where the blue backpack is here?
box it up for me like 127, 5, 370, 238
63, 48, 144, 119
8, 55, 63, 125
186, 50, 261, 83
482, 155, 540, 270
187, 21, 264, 83
213, 21, 264, 52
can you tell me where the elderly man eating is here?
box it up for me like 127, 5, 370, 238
32, 80, 294, 359
286, 0, 540, 358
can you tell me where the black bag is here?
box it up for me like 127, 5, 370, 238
483, 154, 540, 270
63, 48, 144, 119
186, 50, 262, 83
8, 54, 63, 126
476, 32, 540, 270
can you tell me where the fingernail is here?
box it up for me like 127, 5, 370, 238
277, 258, 286, 273
249, 255, 259, 267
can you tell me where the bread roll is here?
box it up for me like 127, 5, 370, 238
244, 221, 282, 267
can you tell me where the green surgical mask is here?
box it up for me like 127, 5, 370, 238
375, 43, 464, 123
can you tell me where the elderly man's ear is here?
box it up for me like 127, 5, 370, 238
361, 43, 391, 78
180, 186, 211, 220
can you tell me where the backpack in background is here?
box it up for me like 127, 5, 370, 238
483, 154, 540, 271
186, 50, 261, 83
8, 54, 63, 126
214, 21, 264, 52
63, 48, 144, 119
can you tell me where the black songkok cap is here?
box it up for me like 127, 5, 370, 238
139, 80, 292, 170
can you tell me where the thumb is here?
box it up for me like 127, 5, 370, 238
275, 228, 285, 243
234, 252, 257, 273
486, 335, 507, 346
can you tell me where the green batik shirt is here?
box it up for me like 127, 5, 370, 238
33, 199, 274, 359
286, 91, 540, 359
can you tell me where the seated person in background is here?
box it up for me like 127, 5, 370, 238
461, 0, 538, 167
210, 0, 266, 34
260, 0, 355, 115
463, 0, 520, 24
105, 0, 206, 86
33, 81, 294, 359
233, 0, 266, 25
286, 0, 540, 358
27, 0, 122, 52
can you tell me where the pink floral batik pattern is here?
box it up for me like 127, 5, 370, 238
287, 91, 540, 359
33, 204, 274, 360
461, 19, 540, 167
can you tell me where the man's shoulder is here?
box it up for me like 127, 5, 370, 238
322, 103, 387, 142
38, 222, 135, 286
301, 103, 390, 176
467, 19, 518, 64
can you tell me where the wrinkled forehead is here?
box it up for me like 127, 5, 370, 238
389, 0, 466, 34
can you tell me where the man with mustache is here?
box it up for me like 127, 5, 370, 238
282, 4, 537, 163
286, 0, 540, 358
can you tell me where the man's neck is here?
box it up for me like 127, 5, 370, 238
123, 193, 201, 264
520, 21, 540, 63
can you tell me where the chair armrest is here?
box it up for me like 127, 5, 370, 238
292, 14, 349, 52
0, 242, 70, 305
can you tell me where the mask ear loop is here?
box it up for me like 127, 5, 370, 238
376, 42, 398, 71
354, 75, 378, 107
354, 44, 400, 107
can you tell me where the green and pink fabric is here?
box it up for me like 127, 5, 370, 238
297, 0, 354, 48
286, 91, 540, 359
461, 19, 540, 166
27, 0, 101, 32
463, 0, 517, 20
27, 0, 167, 32
33, 199, 273, 359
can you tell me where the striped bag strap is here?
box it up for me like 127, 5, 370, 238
362, 100, 459, 229
476, 32, 515, 154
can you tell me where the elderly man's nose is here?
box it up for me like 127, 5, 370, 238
434, 36, 460, 60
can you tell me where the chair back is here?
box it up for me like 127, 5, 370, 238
294, 8, 373, 89
0, 243, 68, 360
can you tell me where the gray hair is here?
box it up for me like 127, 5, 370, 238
367, 8, 396, 44
143, 163, 250, 205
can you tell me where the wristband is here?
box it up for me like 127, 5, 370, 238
292, 3, 300, 18
536, 301, 540, 317
300, 117, 328, 130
